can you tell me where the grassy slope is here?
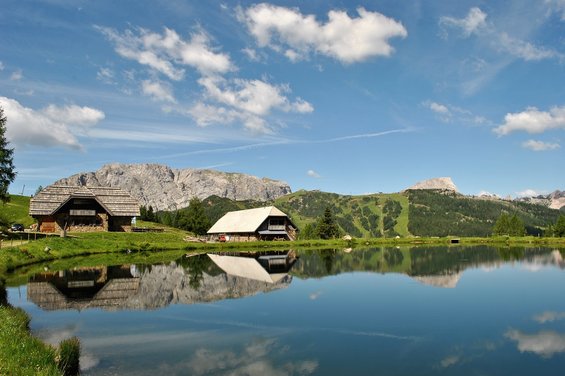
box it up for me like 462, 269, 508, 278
0, 195, 35, 228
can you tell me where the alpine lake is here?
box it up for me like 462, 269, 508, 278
5, 245, 565, 375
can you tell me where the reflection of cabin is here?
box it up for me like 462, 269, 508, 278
29, 185, 140, 233
27, 265, 140, 311
208, 250, 297, 283
207, 206, 298, 241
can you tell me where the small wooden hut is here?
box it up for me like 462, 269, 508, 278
29, 185, 140, 233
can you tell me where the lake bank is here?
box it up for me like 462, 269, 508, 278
1, 229, 565, 279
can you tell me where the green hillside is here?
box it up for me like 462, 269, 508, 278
407, 190, 561, 237
198, 189, 561, 238
0, 195, 34, 229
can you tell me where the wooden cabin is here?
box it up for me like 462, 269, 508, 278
29, 185, 140, 233
207, 206, 298, 241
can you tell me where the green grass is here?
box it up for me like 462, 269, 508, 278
0, 194, 34, 229
0, 304, 61, 376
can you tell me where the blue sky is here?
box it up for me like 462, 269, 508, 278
1, 0, 564, 198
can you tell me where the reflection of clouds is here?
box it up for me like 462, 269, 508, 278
505, 329, 565, 358
440, 355, 460, 368
36, 325, 100, 372
184, 338, 318, 376
533, 311, 565, 324
309, 291, 322, 300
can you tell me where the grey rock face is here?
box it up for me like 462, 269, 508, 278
407, 177, 458, 192
516, 190, 565, 210
55, 163, 292, 210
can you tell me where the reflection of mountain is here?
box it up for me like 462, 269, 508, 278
291, 247, 565, 288
27, 252, 296, 311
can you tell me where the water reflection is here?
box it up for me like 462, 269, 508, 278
27, 251, 297, 311
7, 246, 565, 375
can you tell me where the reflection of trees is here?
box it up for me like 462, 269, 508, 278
179, 255, 214, 289
322, 249, 336, 273
497, 247, 525, 261
384, 248, 404, 267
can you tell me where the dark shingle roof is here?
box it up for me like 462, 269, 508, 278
29, 185, 140, 217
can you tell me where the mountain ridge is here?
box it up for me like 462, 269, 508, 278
55, 163, 291, 211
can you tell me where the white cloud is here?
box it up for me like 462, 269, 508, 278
429, 102, 450, 115
307, 169, 321, 178
0, 61, 4, 70
534, 311, 565, 324
194, 75, 313, 133
0, 96, 104, 150
142, 79, 176, 103
10, 69, 23, 81
238, 4, 407, 64
440, 7, 488, 37
497, 33, 561, 61
494, 106, 565, 135
97, 26, 233, 79
506, 329, 565, 358
546, 0, 565, 20
241, 47, 261, 62
440, 355, 461, 368
96, 67, 115, 84
522, 139, 560, 151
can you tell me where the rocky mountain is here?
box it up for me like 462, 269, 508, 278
55, 163, 292, 211
516, 190, 565, 210
406, 177, 458, 192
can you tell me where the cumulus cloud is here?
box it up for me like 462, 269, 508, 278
0, 96, 104, 150
307, 169, 321, 178
506, 329, 565, 358
97, 26, 233, 79
142, 79, 176, 103
494, 106, 565, 135
238, 4, 407, 63
522, 139, 560, 151
428, 102, 450, 115
192, 76, 313, 133
440, 7, 488, 37
534, 311, 565, 324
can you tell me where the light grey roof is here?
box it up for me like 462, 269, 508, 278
29, 185, 140, 217
207, 206, 288, 234
207, 254, 288, 283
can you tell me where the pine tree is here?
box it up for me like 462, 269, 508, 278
0, 106, 16, 204
554, 215, 565, 237
316, 207, 340, 239
493, 213, 510, 236
178, 198, 211, 235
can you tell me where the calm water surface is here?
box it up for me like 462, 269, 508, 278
6, 246, 565, 375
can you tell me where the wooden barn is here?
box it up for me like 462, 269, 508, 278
207, 206, 298, 241
29, 185, 140, 233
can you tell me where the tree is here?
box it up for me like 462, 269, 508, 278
316, 207, 340, 239
554, 215, 565, 237
493, 213, 511, 236
0, 106, 16, 204
177, 198, 211, 235
493, 213, 525, 236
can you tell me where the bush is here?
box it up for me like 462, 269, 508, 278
58, 337, 81, 376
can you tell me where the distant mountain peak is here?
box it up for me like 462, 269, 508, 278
407, 177, 458, 192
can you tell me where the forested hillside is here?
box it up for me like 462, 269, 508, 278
407, 190, 561, 237
158, 189, 562, 238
